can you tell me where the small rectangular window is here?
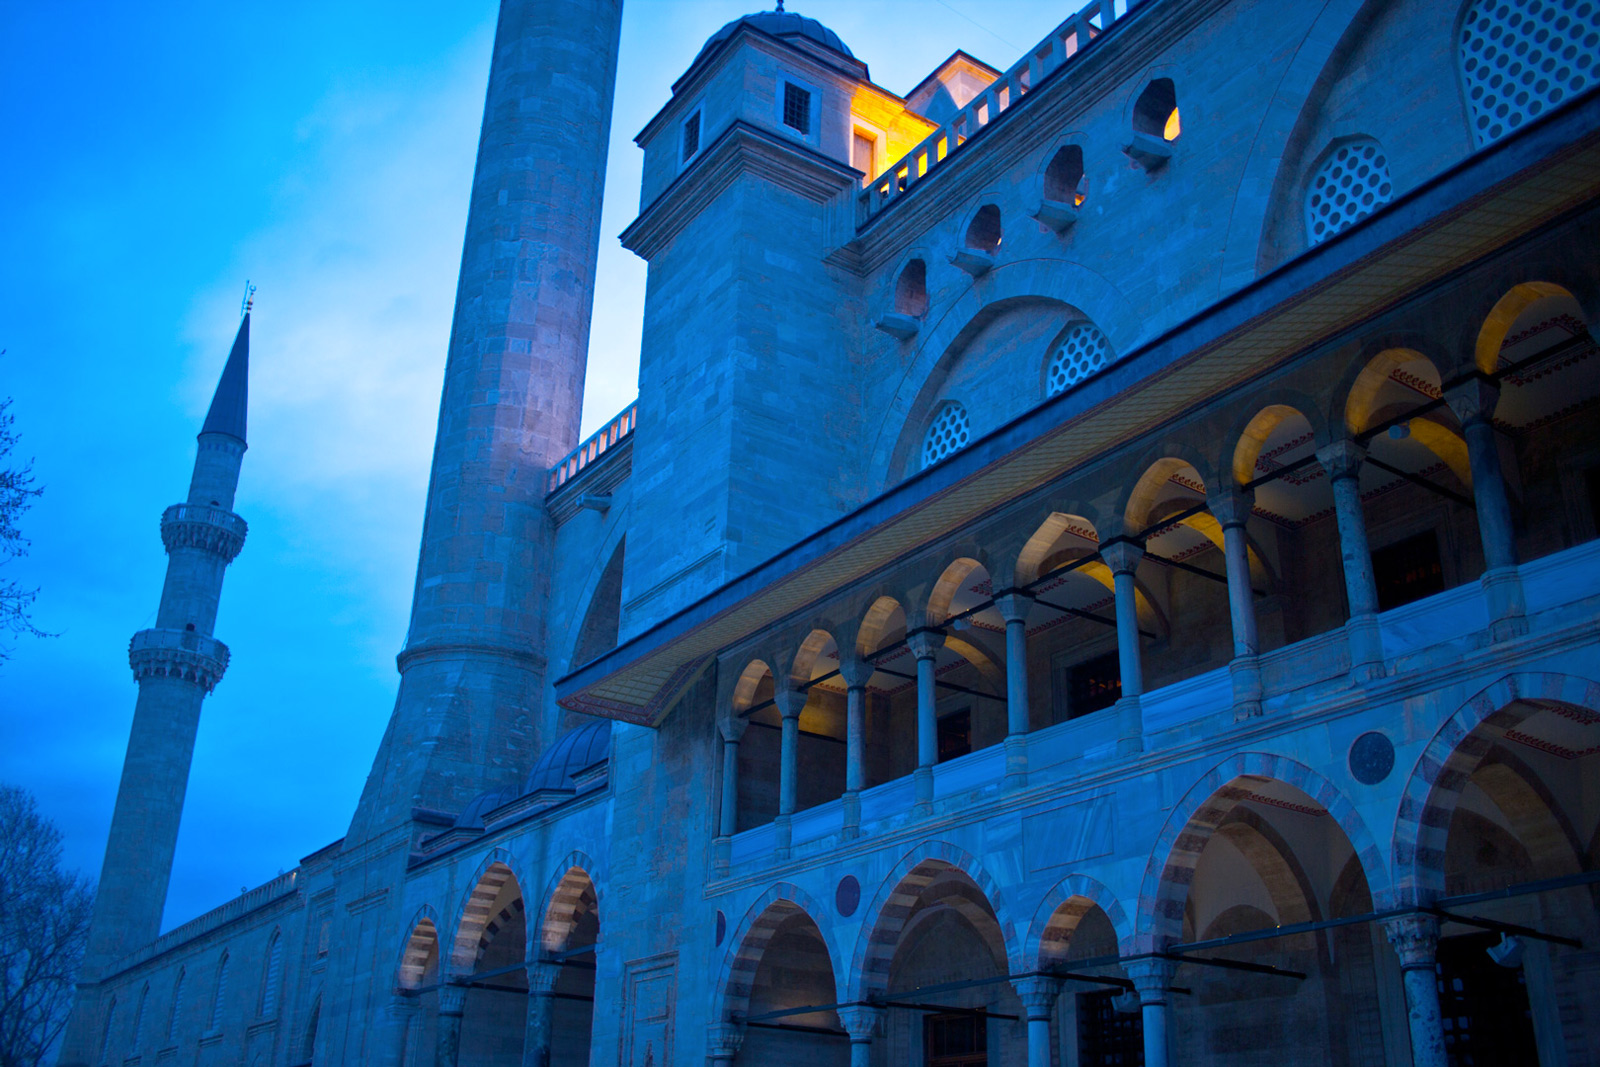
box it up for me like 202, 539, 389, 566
852, 130, 876, 177
936, 708, 971, 763
1053, 650, 1121, 721
682, 111, 701, 161
782, 82, 811, 135
1371, 529, 1444, 611
925, 1011, 986, 1067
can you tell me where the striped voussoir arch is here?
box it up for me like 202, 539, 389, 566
448, 851, 524, 975
717, 882, 837, 1024
397, 906, 441, 989
1391, 671, 1600, 905
1135, 752, 1390, 951
1026, 873, 1134, 966
847, 840, 1020, 1001
538, 852, 601, 956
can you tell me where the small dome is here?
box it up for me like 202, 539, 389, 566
455, 787, 514, 830
525, 721, 612, 795
694, 8, 854, 68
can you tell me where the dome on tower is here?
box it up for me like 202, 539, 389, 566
693, 7, 854, 67
524, 720, 612, 795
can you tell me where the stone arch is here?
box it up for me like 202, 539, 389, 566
892, 249, 931, 319
1230, 399, 1326, 488
847, 840, 1020, 1000
857, 595, 906, 657
397, 907, 441, 989
536, 853, 602, 955
1014, 510, 1100, 587
789, 628, 839, 687
731, 660, 773, 714
1122, 448, 1214, 533
1025, 873, 1135, 965
1391, 671, 1600, 903
715, 881, 841, 1022
553, 509, 629, 676
568, 534, 627, 674
1473, 280, 1583, 374
446, 850, 526, 975
962, 201, 1003, 255
927, 556, 987, 625
866, 260, 1140, 490
300, 991, 322, 1062
1034, 133, 1090, 209
1343, 346, 1472, 485
1136, 752, 1391, 950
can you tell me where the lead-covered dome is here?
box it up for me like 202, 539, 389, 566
695, 9, 854, 66
524, 720, 612, 795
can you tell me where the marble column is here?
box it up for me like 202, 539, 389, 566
839, 656, 875, 838
994, 592, 1035, 786
1098, 540, 1146, 754
1384, 915, 1447, 1067
837, 1005, 884, 1067
522, 962, 561, 1067
906, 630, 945, 814
1316, 441, 1384, 677
1445, 378, 1526, 637
435, 983, 466, 1067
713, 715, 747, 874
1012, 975, 1063, 1067
1208, 488, 1263, 718
706, 1020, 744, 1066
774, 685, 805, 858
1125, 958, 1175, 1067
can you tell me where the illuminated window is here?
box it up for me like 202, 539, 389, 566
783, 82, 812, 135
682, 110, 701, 161
895, 259, 928, 317
1305, 138, 1393, 244
1460, 0, 1598, 147
1044, 144, 1087, 206
922, 401, 971, 469
1133, 78, 1180, 141
1046, 321, 1114, 396
965, 204, 1002, 253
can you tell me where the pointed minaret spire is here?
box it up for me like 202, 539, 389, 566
200, 313, 249, 445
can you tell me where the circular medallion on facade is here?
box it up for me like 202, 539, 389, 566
714, 909, 726, 947
1349, 731, 1395, 785
836, 875, 860, 917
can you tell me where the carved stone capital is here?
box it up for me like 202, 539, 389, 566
1206, 487, 1255, 529
1098, 539, 1145, 577
836, 1005, 884, 1043
437, 982, 467, 1015
1383, 914, 1440, 970
706, 1021, 744, 1058
773, 684, 807, 721
1124, 957, 1176, 1004
1315, 439, 1366, 482
160, 503, 247, 563
525, 960, 562, 996
837, 655, 875, 690
1444, 376, 1500, 427
1010, 975, 1063, 1019
906, 629, 945, 661
992, 591, 1035, 624
128, 628, 230, 692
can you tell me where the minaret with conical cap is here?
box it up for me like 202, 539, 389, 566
80, 314, 251, 977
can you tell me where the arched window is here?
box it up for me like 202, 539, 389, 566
1046, 322, 1114, 396
895, 259, 928, 317
1133, 78, 1180, 141
167, 968, 186, 1042
260, 932, 284, 1018
964, 205, 1002, 254
1305, 138, 1394, 244
1043, 144, 1087, 206
99, 997, 117, 1064
922, 401, 971, 469
302, 995, 322, 1061
132, 984, 148, 1050
1460, 0, 1598, 147
209, 952, 230, 1032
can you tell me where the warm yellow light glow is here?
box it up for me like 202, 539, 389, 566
1164, 107, 1182, 141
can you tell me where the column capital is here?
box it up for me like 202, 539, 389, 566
837, 655, 875, 689
525, 960, 562, 996
706, 1021, 744, 1059
438, 981, 468, 1015
1124, 957, 1176, 1004
1315, 439, 1366, 481
1099, 539, 1145, 576
1206, 487, 1255, 529
1010, 975, 1063, 1019
1383, 913, 1441, 970
836, 1004, 884, 1043
773, 683, 807, 720
906, 629, 945, 661
1444, 375, 1501, 427
992, 591, 1035, 623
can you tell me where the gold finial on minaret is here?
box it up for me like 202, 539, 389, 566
241, 280, 257, 318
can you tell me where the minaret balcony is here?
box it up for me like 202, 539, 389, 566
160, 503, 248, 562
128, 628, 231, 692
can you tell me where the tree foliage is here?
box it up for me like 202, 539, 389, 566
0, 784, 93, 1067
0, 395, 46, 660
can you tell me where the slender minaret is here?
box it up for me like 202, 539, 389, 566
83, 314, 251, 976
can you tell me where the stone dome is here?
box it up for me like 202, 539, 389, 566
524, 720, 612, 795
694, 9, 854, 66
455, 787, 515, 830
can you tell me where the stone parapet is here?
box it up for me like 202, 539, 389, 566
128, 628, 230, 692
160, 503, 247, 562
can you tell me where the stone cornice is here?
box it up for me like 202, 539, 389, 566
621, 121, 858, 262
128, 628, 230, 692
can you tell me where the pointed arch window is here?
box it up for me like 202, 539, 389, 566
132, 984, 149, 1050
98, 997, 117, 1064
167, 968, 186, 1043
1046, 322, 1114, 397
1460, 0, 1598, 147
209, 952, 230, 1032
1305, 138, 1393, 244
260, 932, 284, 1018
922, 401, 971, 469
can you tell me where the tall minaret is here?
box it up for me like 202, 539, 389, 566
83, 313, 251, 976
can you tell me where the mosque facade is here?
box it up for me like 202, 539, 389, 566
60, 0, 1600, 1065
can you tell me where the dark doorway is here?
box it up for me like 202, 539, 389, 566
937, 708, 972, 762
1077, 989, 1143, 1066
1371, 529, 1445, 610
1436, 932, 1538, 1067
925, 1011, 986, 1067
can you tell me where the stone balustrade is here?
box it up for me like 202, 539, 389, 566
128, 628, 231, 692
159, 503, 248, 562
547, 402, 638, 495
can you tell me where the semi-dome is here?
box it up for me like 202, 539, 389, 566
524, 720, 612, 795
455, 787, 516, 830
694, 8, 854, 67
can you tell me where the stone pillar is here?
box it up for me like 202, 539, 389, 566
376, 993, 416, 1067
522, 962, 561, 1067
994, 592, 1035, 786
839, 656, 875, 839
714, 716, 746, 874
838, 1005, 884, 1067
1099, 540, 1146, 755
1316, 441, 1385, 678
1012, 976, 1063, 1067
1445, 379, 1526, 637
707, 1021, 744, 1066
774, 685, 805, 857
1125, 959, 1175, 1067
436, 983, 466, 1067
1384, 916, 1447, 1067
906, 630, 945, 814
1209, 489, 1264, 718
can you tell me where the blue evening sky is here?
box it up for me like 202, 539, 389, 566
0, 1, 1071, 929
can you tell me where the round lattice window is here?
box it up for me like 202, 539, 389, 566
1046, 322, 1114, 397
1305, 139, 1394, 245
921, 401, 971, 469
1460, 0, 1599, 147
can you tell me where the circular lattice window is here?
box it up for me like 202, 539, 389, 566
1046, 322, 1114, 397
1460, 0, 1599, 147
1305, 139, 1394, 245
921, 401, 971, 469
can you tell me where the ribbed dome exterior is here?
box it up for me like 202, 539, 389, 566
455, 787, 515, 829
524, 721, 612, 795
695, 10, 854, 66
